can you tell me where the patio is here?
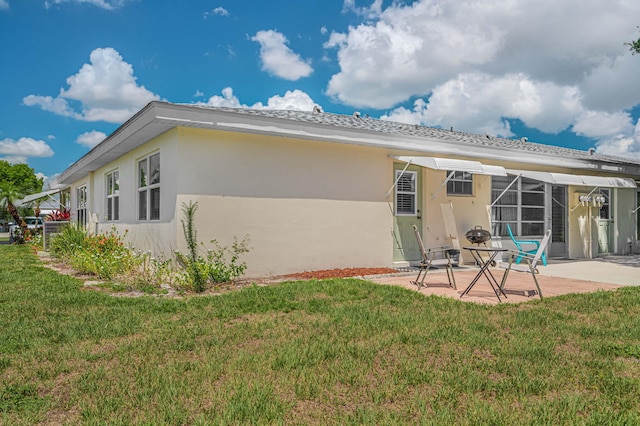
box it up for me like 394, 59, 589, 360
370, 256, 640, 305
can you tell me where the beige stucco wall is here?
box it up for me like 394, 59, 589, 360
420, 168, 494, 264
171, 128, 392, 276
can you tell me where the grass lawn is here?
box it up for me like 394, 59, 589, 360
1, 245, 640, 425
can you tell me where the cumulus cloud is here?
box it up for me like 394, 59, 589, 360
251, 30, 313, 81
44, 0, 133, 10
327, 0, 640, 111
593, 119, 640, 159
0, 137, 55, 163
76, 130, 107, 148
196, 87, 318, 112
205, 6, 228, 18
0, 0, 9, 11
23, 47, 160, 123
383, 73, 584, 137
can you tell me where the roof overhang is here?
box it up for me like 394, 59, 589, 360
507, 170, 637, 188
393, 156, 507, 176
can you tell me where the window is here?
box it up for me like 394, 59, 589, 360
446, 171, 473, 195
106, 170, 119, 221
598, 188, 611, 220
76, 185, 87, 227
138, 153, 160, 221
395, 170, 416, 215
491, 176, 546, 237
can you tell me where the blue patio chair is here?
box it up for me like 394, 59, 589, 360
506, 224, 547, 266
500, 229, 552, 299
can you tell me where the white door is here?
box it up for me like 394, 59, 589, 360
597, 188, 613, 254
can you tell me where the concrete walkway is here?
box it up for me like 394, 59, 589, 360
371, 256, 640, 305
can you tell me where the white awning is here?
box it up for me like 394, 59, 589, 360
392, 156, 507, 176
507, 170, 637, 188
20, 189, 61, 204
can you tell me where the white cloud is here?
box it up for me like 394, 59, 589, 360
327, 0, 640, 111
251, 30, 313, 81
382, 73, 583, 137
0, 137, 55, 158
0, 156, 28, 164
594, 119, 640, 160
196, 87, 318, 112
573, 111, 635, 139
197, 87, 243, 108
76, 130, 107, 148
0, 0, 9, 11
252, 90, 317, 111
204, 6, 228, 18
23, 47, 160, 123
44, 0, 133, 10
324, 0, 640, 159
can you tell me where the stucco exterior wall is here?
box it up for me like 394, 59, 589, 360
172, 128, 393, 277
69, 129, 181, 254
421, 168, 494, 264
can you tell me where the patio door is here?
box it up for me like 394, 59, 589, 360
597, 188, 613, 254
392, 164, 422, 262
549, 185, 567, 257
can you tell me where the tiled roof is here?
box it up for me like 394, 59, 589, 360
188, 103, 640, 168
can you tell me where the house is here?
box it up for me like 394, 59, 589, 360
53, 101, 640, 277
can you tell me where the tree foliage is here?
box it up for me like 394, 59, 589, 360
626, 27, 640, 55
0, 160, 43, 224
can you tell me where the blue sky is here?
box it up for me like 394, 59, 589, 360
1, 0, 640, 186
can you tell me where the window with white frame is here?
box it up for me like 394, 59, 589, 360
138, 153, 160, 221
395, 170, 417, 215
76, 185, 87, 227
106, 170, 119, 221
491, 176, 546, 237
446, 171, 473, 195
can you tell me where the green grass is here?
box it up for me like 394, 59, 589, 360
1, 244, 640, 425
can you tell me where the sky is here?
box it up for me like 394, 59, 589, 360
1, 0, 640, 187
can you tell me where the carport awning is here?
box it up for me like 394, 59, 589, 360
20, 189, 61, 204
507, 170, 637, 188
392, 156, 507, 176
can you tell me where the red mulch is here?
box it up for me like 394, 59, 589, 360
278, 267, 398, 280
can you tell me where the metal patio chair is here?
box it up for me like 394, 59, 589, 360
499, 229, 552, 299
507, 224, 548, 266
411, 225, 457, 290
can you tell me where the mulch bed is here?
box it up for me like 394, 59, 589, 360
276, 267, 398, 280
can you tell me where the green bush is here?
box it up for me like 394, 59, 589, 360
69, 228, 136, 280
49, 224, 88, 259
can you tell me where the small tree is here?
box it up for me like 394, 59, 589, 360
0, 161, 43, 240
175, 201, 250, 292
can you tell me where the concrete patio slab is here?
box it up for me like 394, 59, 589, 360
370, 261, 632, 305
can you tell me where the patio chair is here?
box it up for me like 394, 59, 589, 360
499, 229, 552, 299
507, 224, 548, 266
411, 225, 457, 290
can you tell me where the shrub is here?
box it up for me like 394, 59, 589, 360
175, 201, 250, 292
49, 224, 88, 259
69, 228, 136, 279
